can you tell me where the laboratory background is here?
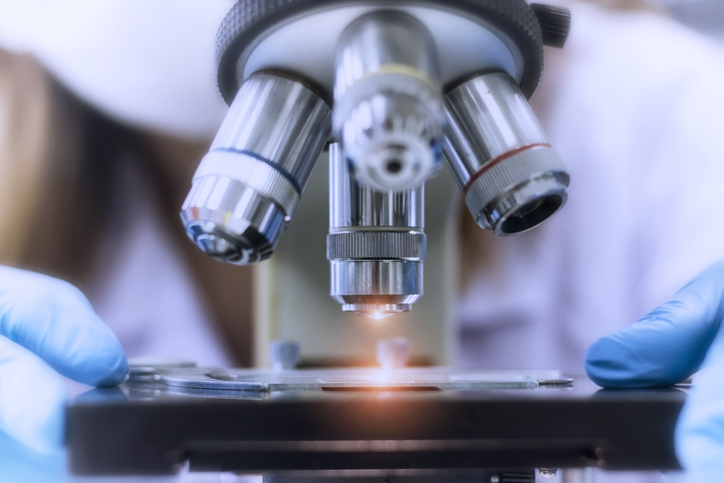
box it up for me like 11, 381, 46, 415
0, 0, 724, 482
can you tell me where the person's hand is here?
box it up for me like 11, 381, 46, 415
0, 266, 127, 481
585, 259, 724, 481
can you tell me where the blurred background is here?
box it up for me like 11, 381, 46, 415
661, 0, 724, 41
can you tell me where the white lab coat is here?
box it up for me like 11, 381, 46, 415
8, 3, 723, 483
458, 3, 724, 372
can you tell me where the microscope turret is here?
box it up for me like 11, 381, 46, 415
181, 0, 571, 317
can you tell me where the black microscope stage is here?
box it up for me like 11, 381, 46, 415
66, 367, 684, 476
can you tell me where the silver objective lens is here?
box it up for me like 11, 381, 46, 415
442, 72, 569, 235
181, 73, 331, 264
327, 143, 425, 318
333, 12, 444, 191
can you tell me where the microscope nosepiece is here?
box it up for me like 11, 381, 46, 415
181, 73, 331, 264
443, 72, 569, 236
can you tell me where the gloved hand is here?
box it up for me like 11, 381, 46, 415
585, 259, 724, 481
0, 266, 127, 482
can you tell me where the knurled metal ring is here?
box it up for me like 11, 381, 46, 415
215, 0, 543, 104
464, 146, 567, 219
327, 231, 426, 260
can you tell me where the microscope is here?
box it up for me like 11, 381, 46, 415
67, 1, 686, 481
180, 0, 570, 367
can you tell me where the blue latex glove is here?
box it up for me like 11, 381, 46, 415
586, 259, 724, 481
0, 266, 127, 482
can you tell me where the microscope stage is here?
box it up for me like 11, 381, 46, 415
66, 367, 684, 476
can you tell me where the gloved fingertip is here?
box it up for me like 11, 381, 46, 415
0, 271, 129, 387
66, 324, 128, 387
93, 354, 128, 387
585, 331, 694, 388
584, 336, 638, 388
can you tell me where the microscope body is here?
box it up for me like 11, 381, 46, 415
180, 0, 572, 366
63, 4, 694, 479
252, 150, 460, 367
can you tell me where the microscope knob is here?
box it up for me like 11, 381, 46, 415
530, 3, 571, 48
269, 340, 301, 371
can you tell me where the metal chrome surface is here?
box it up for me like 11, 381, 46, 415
330, 260, 423, 314
212, 74, 331, 187
182, 180, 286, 264
442, 72, 569, 235
182, 73, 331, 263
480, 170, 569, 236
333, 11, 439, 101
333, 12, 443, 190
327, 231, 426, 260
328, 143, 425, 316
330, 142, 423, 229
